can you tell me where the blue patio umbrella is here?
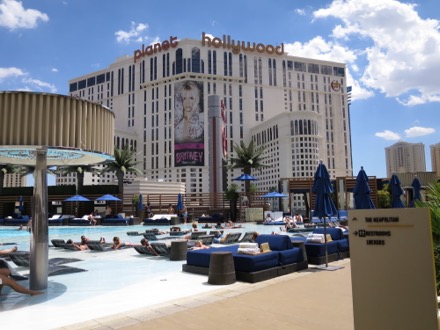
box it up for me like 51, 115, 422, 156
353, 166, 375, 209
409, 176, 422, 207
390, 174, 405, 208
64, 195, 90, 202
260, 192, 288, 198
64, 195, 91, 217
233, 174, 257, 181
312, 161, 338, 268
95, 194, 121, 201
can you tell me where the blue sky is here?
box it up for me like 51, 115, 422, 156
1, 0, 440, 182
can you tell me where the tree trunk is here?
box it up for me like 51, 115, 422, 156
229, 199, 238, 221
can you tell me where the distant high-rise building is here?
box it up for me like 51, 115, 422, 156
430, 142, 440, 178
385, 141, 426, 177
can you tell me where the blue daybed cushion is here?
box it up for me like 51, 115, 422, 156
186, 246, 237, 268
305, 241, 339, 257
277, 248, 304, 265
255, 234, 293, 251
233, 251, 279, 272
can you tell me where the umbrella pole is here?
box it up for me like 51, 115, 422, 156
324, 217, 328, 268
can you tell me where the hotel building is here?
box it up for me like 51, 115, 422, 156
430, 142, 440, 178
385, 141, 426, 178
66, 33, 352, 202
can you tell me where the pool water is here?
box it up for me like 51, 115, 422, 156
0, 222, 287, 328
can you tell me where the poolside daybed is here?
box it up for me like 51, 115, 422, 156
183, 234, 308, 283
101, 214, 132, 226
292, 227, 349, 265
2, 214, 31, 226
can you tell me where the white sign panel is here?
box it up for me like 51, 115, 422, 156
349, 208, 438, 330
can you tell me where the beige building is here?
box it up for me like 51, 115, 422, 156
430, 142, 440, 178
385, 141, 426, 178
67, 34, 352, 195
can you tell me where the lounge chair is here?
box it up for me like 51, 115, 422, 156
220, 232, 242, 244
133, 245, 158, 256
51, 239, 66, 248
151, 243, 171, 256
190, 231, 207, 240
238, 231, 258, 243
8, 251, 30, 267
143, 232, 159, 241
86, 241, 112, 251
198, 235, 214, 245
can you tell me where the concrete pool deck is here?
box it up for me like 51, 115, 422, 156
59, 259, 354, 330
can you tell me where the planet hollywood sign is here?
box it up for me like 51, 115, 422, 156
133, 32, 284, 63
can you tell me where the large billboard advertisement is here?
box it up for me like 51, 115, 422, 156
174, 80, 204, 166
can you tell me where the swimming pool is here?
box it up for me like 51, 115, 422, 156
0, 223, 285, 328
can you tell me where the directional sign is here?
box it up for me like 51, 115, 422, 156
349, 208, 438, 330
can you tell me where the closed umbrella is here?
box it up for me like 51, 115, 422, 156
176, 193, 184, 211
390, 174, 405, 208
312, 161, 338, 268
138, 194, 143, 215
409, 176, 421, 207
353, 166, 375, 209
18, 195, 24, 213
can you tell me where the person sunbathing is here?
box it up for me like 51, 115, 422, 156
0, 246, 18, 255
140, 238, 159, 256
111, 236, 134, 249
0, 269, 43, 296
190, 240, 209, 250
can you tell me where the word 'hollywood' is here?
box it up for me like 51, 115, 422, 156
133, 33, 284, 63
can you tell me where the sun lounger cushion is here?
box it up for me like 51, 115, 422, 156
255, 234, 293, 251
233, 251, 279, 272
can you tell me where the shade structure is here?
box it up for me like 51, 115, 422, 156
233, 174, 257, 181
176, 193, 184, 211
353, 166, 375, 209
260, 191, 288, 198
312, 161, 338, 268
64, 195, 91, 202
409, 176, 422, 207
390, 174, 405, 208
95, 194, 121, 201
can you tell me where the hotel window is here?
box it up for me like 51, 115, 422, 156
191, 47, 201, 73
176, 48, 183, 74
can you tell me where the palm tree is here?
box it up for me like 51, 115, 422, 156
54, 165, 100, 194
101, 145, 143, 196
227, 140, 270, 193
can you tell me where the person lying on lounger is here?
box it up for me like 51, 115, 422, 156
190, 240, 210, 250
111, 236, 135, 249
0, 268, 43, 296
139, 238, 159, 256
0, 246, 18, 255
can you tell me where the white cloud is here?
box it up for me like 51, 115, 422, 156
404, 126, 435, 138
22, 77, 57, 93
115, 22, 149, 44
312, 0, 440, 106
294, 8, 306, 16
51, 68, 58, 73
0, 0, 49, 30
375, 130, 401, 140
0, 66, 26, 80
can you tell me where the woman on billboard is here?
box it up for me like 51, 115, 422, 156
174, 81, 204, 144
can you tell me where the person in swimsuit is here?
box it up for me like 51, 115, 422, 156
0, 268, 43, 296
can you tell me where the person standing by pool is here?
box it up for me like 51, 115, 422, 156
105, 205, 112, 218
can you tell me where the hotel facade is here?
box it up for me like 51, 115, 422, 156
66, 33, 352, 206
